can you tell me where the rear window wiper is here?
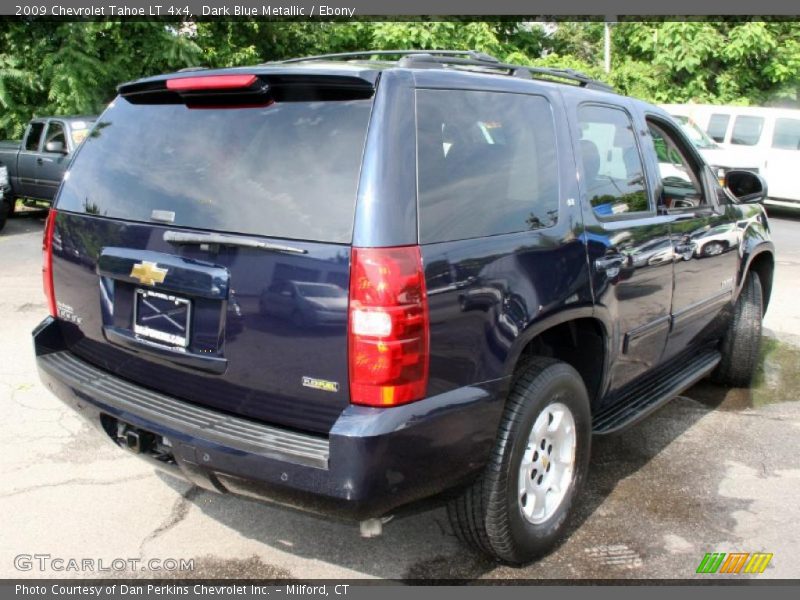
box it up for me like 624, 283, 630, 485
163, 231, 307, 254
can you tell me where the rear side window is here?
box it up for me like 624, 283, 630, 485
731, 115, 764, 146
772, 118, 800, 150
706, 113, 730, 142
577, 105, 649, 217
25, 123, 44, 151
56, 96, 372, 243
416, 89, 559, 244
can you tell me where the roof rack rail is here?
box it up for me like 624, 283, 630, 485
276, 49, 501, 64
272, 49, 613, 93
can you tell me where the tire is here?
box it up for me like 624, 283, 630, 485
702, 241, 726, 257
0, 199, 10, 233
712, 271, 763, 387
447, 357, 592, 564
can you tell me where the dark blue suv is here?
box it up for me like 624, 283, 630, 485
34, 50, 775, 564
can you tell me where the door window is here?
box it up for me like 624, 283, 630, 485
731, 115, 764, 146
772, 118, 800, 150
43, 122, 67, 151
647, 119, 707, 209
577, 104, 649, 217
24, 122, 44, 151
706, 113, 730, 142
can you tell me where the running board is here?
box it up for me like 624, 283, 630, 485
592, 349, 721, 435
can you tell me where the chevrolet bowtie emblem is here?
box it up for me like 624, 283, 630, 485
130, 261, 168, 286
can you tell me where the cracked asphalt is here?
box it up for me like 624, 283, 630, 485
1, 208, 799, 581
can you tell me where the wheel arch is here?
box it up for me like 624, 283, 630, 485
739, 246, 775, 315
505, 309, 611, 408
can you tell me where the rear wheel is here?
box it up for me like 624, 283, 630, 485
713, 271, 763, 387
447, 357, 591, 564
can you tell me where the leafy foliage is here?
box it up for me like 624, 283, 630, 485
1, 19, 798, 140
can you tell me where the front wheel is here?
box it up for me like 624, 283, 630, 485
0, 199, 11, 232
447, 357, 591, 564
712, 271, 763, 387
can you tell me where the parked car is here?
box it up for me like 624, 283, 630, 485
0, 116, 95, 206
34, 50, 774, 565
0, 161, 10, 232
666, 113, 760, 183
663, 103, 800, 209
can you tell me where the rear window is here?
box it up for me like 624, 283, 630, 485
416, 89, 559, 244
772, 118, 800, 150
731, 115, 764, 146
706, 113, 730, 142
56, 96, 372, 243
25, 122, 44, 151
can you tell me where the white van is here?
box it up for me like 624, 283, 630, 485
662, 103, 800, 208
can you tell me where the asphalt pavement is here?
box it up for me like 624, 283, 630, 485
0, 207, 798, 580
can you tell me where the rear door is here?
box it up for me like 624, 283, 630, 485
567, 98, 674, 393
17, 121, 46, 198
50, 73, 375, 433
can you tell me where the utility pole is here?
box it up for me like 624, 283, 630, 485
604, 16, 616, 74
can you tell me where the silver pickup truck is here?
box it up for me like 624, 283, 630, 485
0, 116, 96, 215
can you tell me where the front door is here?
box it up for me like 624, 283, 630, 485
643, 114, 740, 359
37, 120, 70, 200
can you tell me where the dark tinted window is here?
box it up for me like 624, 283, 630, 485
731, 115, 764, 146
416, 89, 559, 243
577, 105, 649, 217
56, 96, 372, 243
707, 113, 730, 142
25, 122, 44, 151
772, 118, 800, 150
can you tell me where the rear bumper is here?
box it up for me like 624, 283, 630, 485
34, 317, 506, 520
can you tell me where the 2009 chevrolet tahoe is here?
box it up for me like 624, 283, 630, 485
33, 50, 774, 565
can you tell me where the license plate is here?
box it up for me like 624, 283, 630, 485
133, 289, 191, 348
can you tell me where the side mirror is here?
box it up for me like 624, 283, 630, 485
45, 140, 67, 154
724, 170, 767, 204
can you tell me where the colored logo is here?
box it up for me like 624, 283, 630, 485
696, 552, 773, 574
130, 261, 168, 286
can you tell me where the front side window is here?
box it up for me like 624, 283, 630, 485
707, 113, 730, 142
43, 122, 66, 150
647, 120, 706, 209
772, 118, 800, 150
577, 105, 649, 217
731, 115, 764, 146
416, 89, 560, 243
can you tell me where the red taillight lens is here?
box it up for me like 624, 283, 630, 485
42, 209, 57, 317
348, 246, 429, 407
166, 75, 258, 91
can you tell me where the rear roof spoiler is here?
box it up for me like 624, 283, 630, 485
118, 72, 376, 105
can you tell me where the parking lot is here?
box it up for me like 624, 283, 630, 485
1, 208, 799, 580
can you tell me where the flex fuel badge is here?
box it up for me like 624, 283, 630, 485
302, 377, 339, 393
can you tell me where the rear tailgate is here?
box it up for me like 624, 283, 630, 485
49, 71, 375, 434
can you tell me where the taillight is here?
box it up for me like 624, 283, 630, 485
348, 246, 429, 407
42, 209, 57, 317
